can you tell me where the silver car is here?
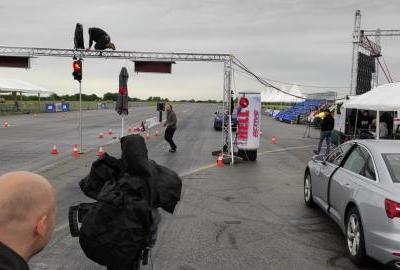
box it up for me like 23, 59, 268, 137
304, 140, 400, 269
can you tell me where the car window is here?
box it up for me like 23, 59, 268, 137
382, 153, 400, 183
363, 156, 376, 181
326, 143, 353, 166
343, 145, 377, 181
343, 146, 368, 175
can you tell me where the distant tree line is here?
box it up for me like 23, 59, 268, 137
0, 92, 221, 103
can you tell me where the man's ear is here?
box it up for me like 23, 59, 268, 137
35, 215, 48, 237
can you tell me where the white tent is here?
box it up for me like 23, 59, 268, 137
0, 78, 53, 95
262, 85, 305, 103
342, 82, 400, 139
343, 82, 400, 111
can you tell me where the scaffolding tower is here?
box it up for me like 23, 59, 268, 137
350, 10, 400, 95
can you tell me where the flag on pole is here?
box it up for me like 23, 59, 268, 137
116, 67, 129, 115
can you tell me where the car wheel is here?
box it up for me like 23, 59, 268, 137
346, 207, 366, 265
304, 171, 315, 207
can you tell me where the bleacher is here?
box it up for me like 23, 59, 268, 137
274, 99, 324, 123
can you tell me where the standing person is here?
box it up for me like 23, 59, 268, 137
164, 104, 177, 152
87, 27, 116, 50
0, 171, 56, 269
314, 109, 334, 155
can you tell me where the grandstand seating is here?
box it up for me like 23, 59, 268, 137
274, 99, 324, 123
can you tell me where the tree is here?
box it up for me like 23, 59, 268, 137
103, 92, 118, 101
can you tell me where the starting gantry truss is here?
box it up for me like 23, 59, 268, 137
0, 45, 236, 164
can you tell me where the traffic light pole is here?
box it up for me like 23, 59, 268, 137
79, 81, 83, 153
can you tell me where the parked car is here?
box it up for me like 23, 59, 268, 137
213, 108, 238, 130
304, 140, 400, 269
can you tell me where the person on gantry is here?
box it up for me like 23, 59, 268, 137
87, 27, 116, 50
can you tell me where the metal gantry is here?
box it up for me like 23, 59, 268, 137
350, 10, 400, 95
0, 45, 236, 164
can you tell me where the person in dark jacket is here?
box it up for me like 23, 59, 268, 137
87, 27, 116, 50
314, 109, 334, 155
164, 104, 177, 152
0, 172, 56, 270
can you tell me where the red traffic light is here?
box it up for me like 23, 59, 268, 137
73, 61, 81, 71
72, 60, 82, 81
239, 97, 249, 108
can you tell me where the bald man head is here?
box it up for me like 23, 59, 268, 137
0, 171, 56, 262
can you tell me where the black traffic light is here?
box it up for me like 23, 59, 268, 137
72, 59, 82, 81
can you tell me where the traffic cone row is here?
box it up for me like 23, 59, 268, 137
50, 144, 107, 158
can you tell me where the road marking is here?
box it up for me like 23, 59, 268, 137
258, 145, 314, 157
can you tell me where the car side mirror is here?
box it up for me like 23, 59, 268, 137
313, 154, 327, 164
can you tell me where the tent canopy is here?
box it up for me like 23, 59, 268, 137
261, 85, 305, 103
343, 82, 400, 111
0, 78, 54, 96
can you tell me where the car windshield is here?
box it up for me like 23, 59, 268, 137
382, 153, 400, 183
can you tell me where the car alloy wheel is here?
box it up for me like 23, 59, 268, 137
304, 172, 315, 207
347, 214, 360, 256
345, 207, 366, 265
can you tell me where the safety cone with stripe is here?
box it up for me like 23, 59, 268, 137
146, 131, 151, 141
155, 129, 159, 137
96, 146, 105, 157
217, 154, 224, 167
270, 136, 277, 144
50, 145, 59, 155
3, 121, 9, 128
72, 144, 80, 157
97, 132, 104, 139
108, 129, 113, 136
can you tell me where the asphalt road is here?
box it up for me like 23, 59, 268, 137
0, 103, 203, 174
0, 103, 387, 269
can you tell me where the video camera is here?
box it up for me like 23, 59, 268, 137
68, 203, 94, 237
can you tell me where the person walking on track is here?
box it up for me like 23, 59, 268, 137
164, 104, 177, 152
314, 109, 334, 155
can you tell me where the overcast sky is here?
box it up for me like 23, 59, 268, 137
0, 0, 399, 100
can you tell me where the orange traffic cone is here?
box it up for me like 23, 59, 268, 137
127, 126, 133, 133
72, 144, 80, 157
259, 130, 263, 136
50, 145, 59, 155
217, 154, 224, 167
146, 131, 151, 141
96, 146, 105, 157
3, 121, 9, 128
97, 132, 104, 139
155, 129, 159, 137
270, 136, 277, 144
108, 129, 113, 136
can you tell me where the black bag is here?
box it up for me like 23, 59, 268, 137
74, 23, 85, 49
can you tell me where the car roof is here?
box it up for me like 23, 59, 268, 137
352, 140, 400, 154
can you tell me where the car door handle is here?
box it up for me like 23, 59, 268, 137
344, 183, 351, 189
